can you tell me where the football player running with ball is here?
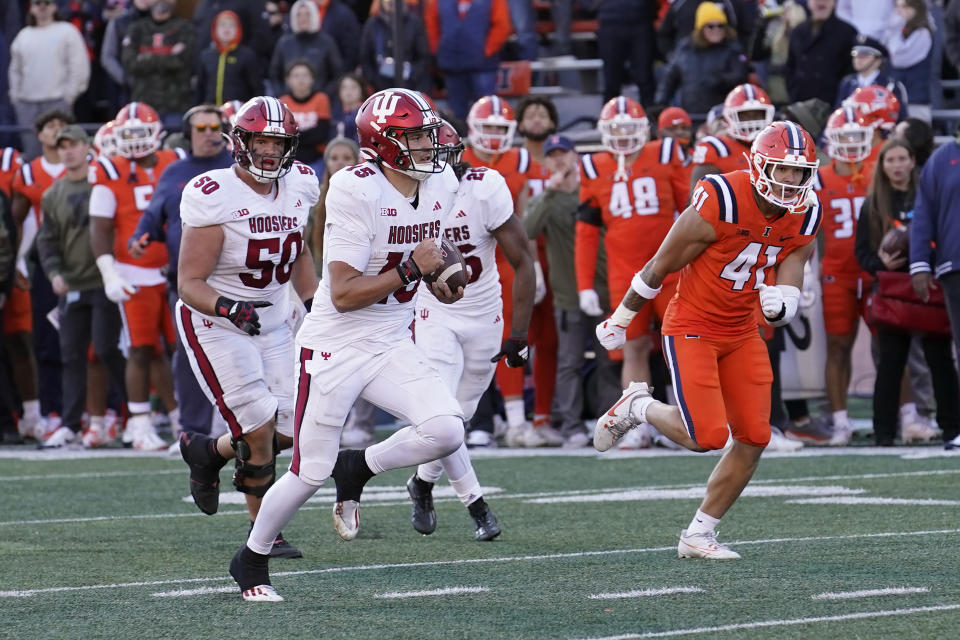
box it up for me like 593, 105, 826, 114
229, 89, 465, 602
594, 121, 823, 559
407, 121, 536, 541
176, 97, 320, 559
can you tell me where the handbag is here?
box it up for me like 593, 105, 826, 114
864, 270, 952, 336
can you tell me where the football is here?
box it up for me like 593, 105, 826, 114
880, 225, 910, 257
422, 236, 469, 291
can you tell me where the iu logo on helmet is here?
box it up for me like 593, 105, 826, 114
372, 93, 401, 124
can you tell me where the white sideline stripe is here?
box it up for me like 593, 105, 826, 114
590, 587, 703, 599
374, 586, 489, 599
152, 586, 236, 598
0, 469, 183, 482
528, 485, 864, 504
788, 497, 960, 506
812, 587, 930, 600
573, 604, 960, 640
3, 528, 960, 599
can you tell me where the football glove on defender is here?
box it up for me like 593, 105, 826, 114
216, 296, 272, 336
595, 319, 627, 350
758, 283, 786, 321
491, 337, 529, 368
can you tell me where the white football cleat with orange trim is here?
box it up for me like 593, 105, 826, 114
678, 529, 741, 560
241, 584, 284, 602
594, 382, 652, 452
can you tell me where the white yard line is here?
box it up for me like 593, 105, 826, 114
374, 586, 489, 599
573, 604, 960, 640
812, 587, 931, 600
589, 587, 703, 599
788, 497, 960, 506
2, 528, 959, 599
152, 586, 236, 598
0, 469, 184, 482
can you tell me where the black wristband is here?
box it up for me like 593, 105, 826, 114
770, 302, 786, 322
302, 297, 313, 312
396, 257, 422, 285
215, 295, 237, 318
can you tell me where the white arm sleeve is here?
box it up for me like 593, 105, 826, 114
88, 184, 117, 219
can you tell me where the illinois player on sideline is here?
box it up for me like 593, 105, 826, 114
90, 102, 186, 450
841, 84, 900, 166
228, 89, 463, 602
175, 96, 317, 559
690, 84, 776, 188
575, 96, 689, 448
407, 121, 536, 541
594, 121, 822, 559
814, 107, 877, 446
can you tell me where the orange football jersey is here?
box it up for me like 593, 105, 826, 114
663, 171, 822, 339
690, 134, 751, 173
575, 139, 688, 291
461, 146, 540, 206
814, 162, 871, 276
91, 149, 182, 268
0, 147, 22, 199
12, 156, 64, 220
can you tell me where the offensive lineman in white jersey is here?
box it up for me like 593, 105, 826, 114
228, 89, 465, 602
407, 122, 536, 541
176, 96, 319, 559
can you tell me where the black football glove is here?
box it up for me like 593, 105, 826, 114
491, 336, 529, 368
215, 296, 272, 336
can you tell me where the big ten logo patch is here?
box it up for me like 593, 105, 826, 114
380, 207, 398, 217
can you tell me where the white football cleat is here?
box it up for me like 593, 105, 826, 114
465, 430, 496, 448
333, 500, 360, 541
617, 423, 652, 450
594, 382, 652, 452
523, 425, 564, 447
828, 422, 853, 446
240, 584, 284, 602
678, 529, 741, 560
766, 426, 803, 452
339, 426, 375, 449
81, 423, 115, 448
901, 416, 940, 444
38, 426, 77, 449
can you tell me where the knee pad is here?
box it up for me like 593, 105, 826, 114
420, 415, 464, 458
230, 433, 279, 498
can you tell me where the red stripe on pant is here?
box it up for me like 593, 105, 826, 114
290, 347, 313, 476
179, 305, 243, 438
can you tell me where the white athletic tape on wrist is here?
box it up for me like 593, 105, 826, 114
630, 271, 662, 300
610, 303, 637, 327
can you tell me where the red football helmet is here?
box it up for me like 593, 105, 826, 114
842, 84, 900, 132
93, 120, 118, 158
230, 96, 299, 182
723, 84, 775, 142
749, 121, 820, 213
598, 96, 649, 155
467, 95, 516, 155
114, 102, 162, 159
825, 107, 873, 164
220, 100, 244, 132
356, 88, 444, 179
438, 120, 464, 166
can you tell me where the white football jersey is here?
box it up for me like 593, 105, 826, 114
298, 160, 458, 351
179, 162, 320, 333
418, 165, 513, 315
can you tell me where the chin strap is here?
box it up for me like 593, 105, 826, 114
613, 153, 629, 182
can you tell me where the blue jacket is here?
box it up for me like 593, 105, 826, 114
910, 141, 960, 280
132, 149, 233, 286
437, 0, 497, 72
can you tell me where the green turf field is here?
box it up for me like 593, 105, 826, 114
2, 446, 960, 639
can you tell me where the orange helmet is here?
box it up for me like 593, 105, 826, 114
598, 96, 648, 155
824, 107, 873, 163
93, 120, 118, 158
220, 100, 245, 131
467, 95, 516, 154
749, 121, 819, 214
114, 102, 162, 159
842, 84, 900, 132
723, 84, 775, 142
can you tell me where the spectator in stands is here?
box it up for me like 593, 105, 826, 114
894, 117, 933, 168
331, 72, 368, 141
910, 124, 960, 452
309, 136, 360, 272
193, 0, 275, 68
129, 104, 234, 441
749, 0, 810, 106
655, 3, 749, 117
279, 61, 332, 168
834, 36, 908, 120
425, 0, 513, 120
515, 96, 558, 175
7, 0, 90, 159
597, 0, 658, 105
785, 0, 857, 105
315, 0, 363, 73
121, 0, 195, 127
101, 0, 154, 115
270, 0, 343, 96
657, 0, 740, 61
264, 1, 288, 41
836, 0, 895, 41
197, 10, 263, 105
944, 0, 960, 79
885, 0, 933, 122
35, 125, 125, 448
856, 138, 959, 447
505, 0, 537, 60
359, 0, 431, 93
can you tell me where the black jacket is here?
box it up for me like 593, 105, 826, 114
786, 13, 857, 104
359, 11, 431, 92
319, 0, 362, 72
855, 188, 915, 276
655, 37, 750, 116
269, 32, 344, 96
197, 43, 263, 105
